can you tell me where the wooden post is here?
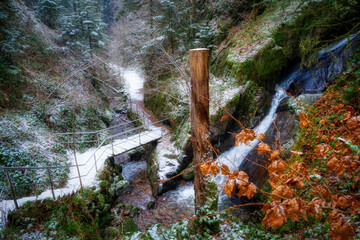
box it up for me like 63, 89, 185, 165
5, 169, 18, 209
94, 154, 98, 172
47, 169, 56, 200
190, 48, 213, 213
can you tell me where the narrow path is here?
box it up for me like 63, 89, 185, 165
0, 128, 162, 223
110, 65, 195, 230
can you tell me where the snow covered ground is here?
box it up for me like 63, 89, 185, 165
0, 128, 163, 225
111, 64, 184, 191
0, 64, 182, 224
109, 64, 144, 102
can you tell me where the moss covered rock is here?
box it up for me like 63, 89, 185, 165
120, 218, 139, 234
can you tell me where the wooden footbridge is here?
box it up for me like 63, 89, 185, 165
0, 103, 166, 213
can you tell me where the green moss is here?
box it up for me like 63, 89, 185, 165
120, 218, 139, 234
126, 109, 142, 127
182, 163, 194, 181
147, 146, 159, 195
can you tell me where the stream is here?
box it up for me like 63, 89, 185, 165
110, 67, 194, 230
111, 31, 360, 229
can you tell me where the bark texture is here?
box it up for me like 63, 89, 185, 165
190, 48, 212, 212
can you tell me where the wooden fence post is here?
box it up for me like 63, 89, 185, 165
47, 169, 56, 200
190, 48, 216, 214
5, 169, 18, 209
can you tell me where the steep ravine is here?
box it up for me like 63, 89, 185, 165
113, 31, 360, 230
110, 66, 195, 230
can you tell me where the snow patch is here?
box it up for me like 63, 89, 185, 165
110, 64, 144, 102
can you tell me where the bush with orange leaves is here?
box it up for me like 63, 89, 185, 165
199, 67, 360, 239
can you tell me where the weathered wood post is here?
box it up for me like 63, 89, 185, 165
5, 169, 18, 209
47, 168, 56, 200
190, 48, 218, 217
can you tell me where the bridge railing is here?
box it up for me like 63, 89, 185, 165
54, 113, 150, 146
129, 101, 151, 128
0, 118, 168, 209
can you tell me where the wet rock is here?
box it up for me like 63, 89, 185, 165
296, 94, 322, 106
287, 81, 303, 97
128, 147, 146, 161
114, 153, 130, 164
239, 98, 299, 188
113, 107, 126, 114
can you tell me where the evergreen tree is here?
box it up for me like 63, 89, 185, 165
36, 0, 61, 28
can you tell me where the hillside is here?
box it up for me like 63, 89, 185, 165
0, 0, 119, 201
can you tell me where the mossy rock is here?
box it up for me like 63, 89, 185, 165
147, 147, 160, 196
109, 179, 130, 196
98, 168, 111, 181
129, 206, 140, 218
128, 147, 146, 160
104, 226, 119, 238
120, 218, 139, 234
182, 163, 194, 181
146, 200, 155, 209
99, 180, 111, 193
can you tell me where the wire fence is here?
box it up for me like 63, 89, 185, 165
0, 103, 167, 210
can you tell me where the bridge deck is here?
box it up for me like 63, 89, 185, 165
0, 128, 164, 221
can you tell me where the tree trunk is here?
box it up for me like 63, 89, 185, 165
190, 48, 212, 212
189, 0, 196, 42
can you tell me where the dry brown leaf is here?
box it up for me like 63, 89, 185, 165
257, 143, 271, 155
269, 173, 280, 188
310, 185, 332, 200
306, 198, 325, 220
334, 103, 344, 112
269, 150, 280, 161
245, 183, 257, 199
314, 144, 331, 158
328, 211, 355, 240
285, 177, 304, 189
327, 157, 345, 175
284, 198, 302, 222
292, 161, 310, 181
209, 162, 220, 176
236, 129, 257, 145
258, 133, 266, 142
271, 185, 295, 201
224, 178, 236, 198
200, 161, 211, 175
220, 164, 230, 176
268, 160, 285, 175
290, 150, 303, 156
299, 112, 309, 129
220, 115, 227, 123
347, 116, 359, 130
262, 201, 287, 229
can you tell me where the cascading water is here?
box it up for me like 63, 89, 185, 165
216, 31, 360, 206
110, 31, 360, 222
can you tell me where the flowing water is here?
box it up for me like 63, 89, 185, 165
113, 66, 195, 230
114, 31, 360, 226
216, 31, 360, 206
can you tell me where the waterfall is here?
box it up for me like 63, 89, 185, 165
216, 30, 360, 205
